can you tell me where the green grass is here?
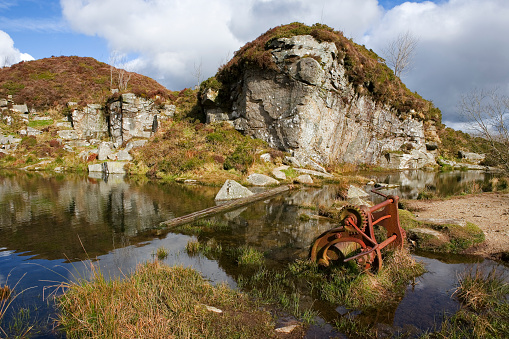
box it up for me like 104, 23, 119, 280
27, 119, 53, 128
58, 261, 282, 338
399, 209, 485, 253
422, 267, 509, 338
236, 246, 265, 266
155, 247, 168, 260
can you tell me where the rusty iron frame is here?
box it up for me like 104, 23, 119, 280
310, 188, 406, 271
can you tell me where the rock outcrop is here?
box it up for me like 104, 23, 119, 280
205, 32, 437, 170
69, 93, 175, 145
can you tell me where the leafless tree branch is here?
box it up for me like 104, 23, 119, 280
459, 88, 509, 172
382, 31, 418, 78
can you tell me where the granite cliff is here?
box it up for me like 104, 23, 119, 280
202, 23, 441, 170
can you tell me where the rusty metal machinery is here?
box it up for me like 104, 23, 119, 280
310, 189, 406, 271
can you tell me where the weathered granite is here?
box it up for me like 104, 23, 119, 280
205, 35, 436, 169
215, 180, 253, 200
295, 174, 314, 184
347, 185, 369, 199
246, 173, 279, 186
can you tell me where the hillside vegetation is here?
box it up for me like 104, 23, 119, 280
0, 56, 171, 109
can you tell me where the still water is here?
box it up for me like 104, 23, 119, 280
0, 170, 505, 337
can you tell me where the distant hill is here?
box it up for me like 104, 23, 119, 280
0, 56, 171, 109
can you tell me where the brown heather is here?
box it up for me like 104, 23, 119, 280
0, 56, 171, 109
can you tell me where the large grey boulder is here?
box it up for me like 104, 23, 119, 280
206, 34, 436, 169
246, 173, 279, 186
215, 180, 254, 200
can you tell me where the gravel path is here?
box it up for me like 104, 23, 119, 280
405, 193, 509, 257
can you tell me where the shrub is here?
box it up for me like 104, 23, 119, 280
223, 143, 254, 173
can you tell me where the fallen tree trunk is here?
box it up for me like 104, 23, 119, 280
159, 185, 293, 228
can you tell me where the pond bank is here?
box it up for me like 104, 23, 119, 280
405, 192, 509, 258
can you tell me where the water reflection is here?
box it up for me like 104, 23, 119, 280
0, 169, 506, 338
363, 170, 494, 202
0, 171, 217, 260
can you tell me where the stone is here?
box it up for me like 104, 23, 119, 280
88, 163, 105, 172
215, 180, 254, 200
294, 174, 313, 184
246, 173, 279, 186
206, 33, 436, 170
0, 99, 7, 107
26, 127, 42, 136
12, 104, 28, 113
97, 142, 113, 161
125, 139, 148, 151
57, 130, 79, 140
117, 150, 133, 161
458, 151, 485, 163
56, 121, 73, 128
275, 325, 299, 334
272, 167, 287, 180
347, 185, 370, 199
105, 162, 127, 174
260, 153, 272, 162
283, 156, 301, 168
295, 168, 333, 178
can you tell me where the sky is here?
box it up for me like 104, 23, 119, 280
1, 0, 508, 129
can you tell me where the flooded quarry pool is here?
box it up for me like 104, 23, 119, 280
0, 170, 507, 337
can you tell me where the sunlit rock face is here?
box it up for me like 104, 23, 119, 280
207, 35, 435, 170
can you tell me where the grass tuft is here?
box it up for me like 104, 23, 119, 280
58, 261, 280, 338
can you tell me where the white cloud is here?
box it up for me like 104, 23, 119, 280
60, 0, 382, 90
0, 30, 35, 67
60, 0, 509, 126
363, 0, 509, 125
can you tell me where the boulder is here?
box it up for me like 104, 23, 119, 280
347, 185, 369, 199
295, 168, 333, 179
88, 163, 105, 172
215, 180, 253, 200
295, 174, 314, 185
105, 162, 127, 174
57, 130, 79, 140
246, 173, 279, 186
272, 166, 288, 180
458, 151, 485, 163
97, 142, 113, 161
117, 150, 133, 161
260, 153, 272, 162
205, 32, 437, 170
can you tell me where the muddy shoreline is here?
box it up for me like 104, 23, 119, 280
405, 192, 509, 258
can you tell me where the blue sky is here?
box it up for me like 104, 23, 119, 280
1, 0, 509, 129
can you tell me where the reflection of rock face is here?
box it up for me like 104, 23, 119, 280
219, 187, 342, 260
208, 35, 436, 169
0, 173, 216, 260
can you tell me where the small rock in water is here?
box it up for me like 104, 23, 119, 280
215, 180, 253, 200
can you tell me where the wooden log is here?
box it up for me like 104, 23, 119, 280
159, 185, 294, 228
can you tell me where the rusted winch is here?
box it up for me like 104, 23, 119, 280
310, 189, 406, 271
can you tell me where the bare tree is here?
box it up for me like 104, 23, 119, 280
192, 59, 203, 89
109, 50, 132, 91
382, 31, 418, 78
1, 55, 12, 68
459, 88, 509, 172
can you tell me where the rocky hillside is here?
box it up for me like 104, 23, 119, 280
201, 23, 445, 170
0, 56, 171, 109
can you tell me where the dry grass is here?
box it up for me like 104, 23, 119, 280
58, 261, 281, 338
